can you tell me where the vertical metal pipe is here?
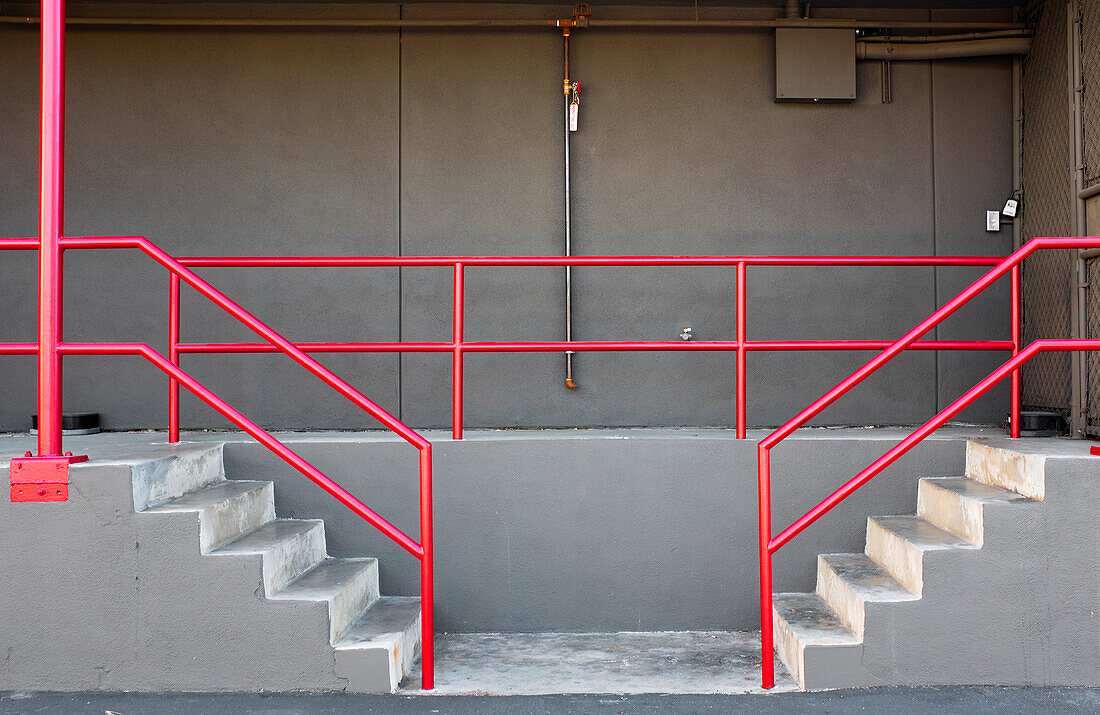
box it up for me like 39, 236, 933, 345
419, 445, 435, 690
36, 0, 66, 456
757, 444, 774, 688
1011, 265, 1021, 437
736, 262, 747, 439
563, 29, 577, 390
169, 273, 181, 442
452, 263, 464, 440
1069, 2, 1087, 436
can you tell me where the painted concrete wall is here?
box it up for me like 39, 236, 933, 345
0, 4, 1015, 431
223, 429, 974, 632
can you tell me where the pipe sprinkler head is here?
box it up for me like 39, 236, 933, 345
565, 377, 577, 389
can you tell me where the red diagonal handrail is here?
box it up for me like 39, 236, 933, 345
59, 341, 423, 555
757, 235, 1100, 689
54, 235, 436, 690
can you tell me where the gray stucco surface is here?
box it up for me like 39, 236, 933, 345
795, 438, 1100, 688
0, 428, 1094, 693
0, 447, 348, 691
0, 4, 1015, 432
220, 427, 985, 632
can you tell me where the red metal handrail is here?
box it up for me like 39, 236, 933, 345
161, 251, 1012, 441
756, 236, 1100, 689
0, 234, 436, 689
2, 238, 1026, 693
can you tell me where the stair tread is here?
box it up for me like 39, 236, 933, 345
269, 557, 377, 601
143, 480, 268, 512
820, 553, 919, 601
336, 597, 421, 650
212, 519, 324, 555
869, 515, 975, 551
921, 476, 1030, 503
773, 593, 859, 646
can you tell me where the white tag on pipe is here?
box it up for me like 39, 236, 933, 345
569, 101, 579, 132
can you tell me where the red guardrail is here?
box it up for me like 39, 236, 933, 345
165, 253, 1010, 441
2, 239, 1028, 693
0, 235, 436, 689
756, 236, 1100, 688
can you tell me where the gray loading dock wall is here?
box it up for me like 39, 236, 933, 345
0, 5, 1015, 431
223, 430, 972, 632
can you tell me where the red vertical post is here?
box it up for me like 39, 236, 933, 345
169, 273, 180, 442
12, 0, 85, 500
37, 0, 66, 457
758, 444, 774, 688
418, 445, 435, 690
736, 262, 747, 439
1010, 264, 1021, 438
452, 263, 464, 440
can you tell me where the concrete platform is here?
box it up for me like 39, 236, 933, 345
0, 426, 1006, 635
400, 631, 798, 695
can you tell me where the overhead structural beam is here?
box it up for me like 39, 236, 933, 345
0, 15, 1027, 31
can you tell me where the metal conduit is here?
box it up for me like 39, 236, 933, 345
0, 16, 1027, 31
563, 28, 577, 390
857, 37, 1032, 60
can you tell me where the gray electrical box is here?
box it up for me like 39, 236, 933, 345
775, 28, 856, 102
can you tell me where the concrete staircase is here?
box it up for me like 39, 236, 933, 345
772, 439, 1088, 690
135, 445, 421, 692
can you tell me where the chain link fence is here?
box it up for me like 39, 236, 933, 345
1081, 0, 1100, 190
1087, 256, 1100, 435
1021, 0, 1074, 415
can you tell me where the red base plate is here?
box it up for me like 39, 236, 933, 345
1092, 446, 1100, 457
9, 454, 88, 502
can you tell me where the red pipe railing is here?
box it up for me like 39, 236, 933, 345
1, 234, 436, 689
3, 238, 1028, 692
163, 252, 1010, 441
756, 236, 1100, 689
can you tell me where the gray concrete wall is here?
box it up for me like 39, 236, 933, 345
0, 4, 1015, 432
222, 429, 977, 632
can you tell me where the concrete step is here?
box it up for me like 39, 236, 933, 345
772, 592, 861, 690
212, 518, 327, 595
335, 596, 422, 693
816, 552, 918, 640
269, 557, 380, 643
917, 477, 1029, 547
865, 515, 975, 595
965, 440, 1045, 500
143, 480, 275, 553
130, 444, 225, 511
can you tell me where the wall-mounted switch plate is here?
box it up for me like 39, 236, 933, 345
986, 210, 1001, 232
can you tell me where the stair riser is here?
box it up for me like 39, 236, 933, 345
131, 446, 224, 511
865, 519, 924, 595
816, 557, 866, 640
393, 609, 423, 686
328, 562, 381, 643
340, 609, 423, 693
260, 525, 328, 595
198, 484, 276, 553
917, 481, 984, 547
772, 607, 808, 690
965, 441, 1045, 500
